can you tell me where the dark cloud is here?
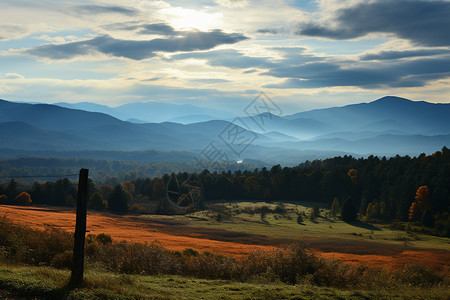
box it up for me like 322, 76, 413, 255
297, 1, 450, 46
25, 30, 248, 60
102, 22, 141, 31
171, 49, 275, 69
257, 28, 280, 34
243, 69, 258, 74
360, 49, 450, 60
139, 23, 176, 35
104, 22, 178, 36
75, 5, 138, 16
265, 56, 450, 89
170, 47, 320, 70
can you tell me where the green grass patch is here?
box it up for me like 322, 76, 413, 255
139, 201, 450, 251
0, 263, 448, 299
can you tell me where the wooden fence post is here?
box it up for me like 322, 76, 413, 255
70, 168, 89, 287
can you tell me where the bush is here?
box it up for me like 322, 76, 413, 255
96, 233, 112, 245
395, 264, 443, 287
51, 250, 73, 269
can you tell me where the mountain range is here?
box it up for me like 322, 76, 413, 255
1, 96, 449, 164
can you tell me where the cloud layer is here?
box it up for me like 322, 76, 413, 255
297, 1, 450, 46
26, 27, 248, 60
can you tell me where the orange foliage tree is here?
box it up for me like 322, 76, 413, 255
15, 192, 32, 205
409, 186, 430, 221
348, 169, 358, 183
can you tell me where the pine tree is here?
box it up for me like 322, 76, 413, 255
108, 185, 128, 212
341, 198, 357, 223
331, 197, 340, 217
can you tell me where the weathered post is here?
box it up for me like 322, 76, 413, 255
70, 168, 89, 287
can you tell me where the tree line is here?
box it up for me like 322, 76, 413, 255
1, 147, 449, 236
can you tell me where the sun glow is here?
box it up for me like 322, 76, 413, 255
160, 7, 223, 31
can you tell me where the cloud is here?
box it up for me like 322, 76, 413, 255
0, 24, 30, 41
171, 49, 275, 69
256, 28, 280, 34
25, 30, 248, 60
103, 22, 178, 36
139, 23, 176, 35
265, 56, 450, 89
297, 1, 450, 46
190, 78, 231, 84
74, 5, 138, 16
215, 0, 250, 8
1, 73, 24, 79
360, 49, 450, 61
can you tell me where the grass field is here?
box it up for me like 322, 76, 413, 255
1, 202, 449, 271
0, 202, 449, 299
0, 263, 448, 299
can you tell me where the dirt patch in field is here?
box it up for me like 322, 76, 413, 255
1, 205, 449, 271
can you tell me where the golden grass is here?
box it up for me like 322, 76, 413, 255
1, 203, 449, 272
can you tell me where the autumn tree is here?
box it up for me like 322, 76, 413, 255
122, 181, 135, 201
348, 169, 358, 184
89, 192, 108, 210
15, 192, 32, 205
409, 186, 430, 222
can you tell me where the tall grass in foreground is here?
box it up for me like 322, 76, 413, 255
0, 215, 447, 290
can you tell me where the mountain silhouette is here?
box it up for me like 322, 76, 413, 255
1, 96, 449, 162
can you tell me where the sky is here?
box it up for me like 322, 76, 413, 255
1, 0, 450, 114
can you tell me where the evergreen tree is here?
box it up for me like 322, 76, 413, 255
331, 197, 340, 217
108, 185, 128, 212
421, 208, 434, 227
341, 198, 357, 223
5, 179, 18, 202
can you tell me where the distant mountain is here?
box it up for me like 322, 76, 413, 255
267, 133, 450, 156
285, 96, 450, 135
169, 114, 219, 124
0, 122, 107, 150
55, 101, 234, 123
1, 96, 449, 163
0, 99, 275, 154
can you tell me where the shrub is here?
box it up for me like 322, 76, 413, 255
182, 248, 199, 257
274, 204, 287, 215
51, 250, 73, 269
96, 233, 112, 245
395, 264, 443, 287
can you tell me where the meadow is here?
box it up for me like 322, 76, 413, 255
0, 202, 449, 299
1, 202, 448, 271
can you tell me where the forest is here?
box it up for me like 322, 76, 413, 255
1, 147, 449, 237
